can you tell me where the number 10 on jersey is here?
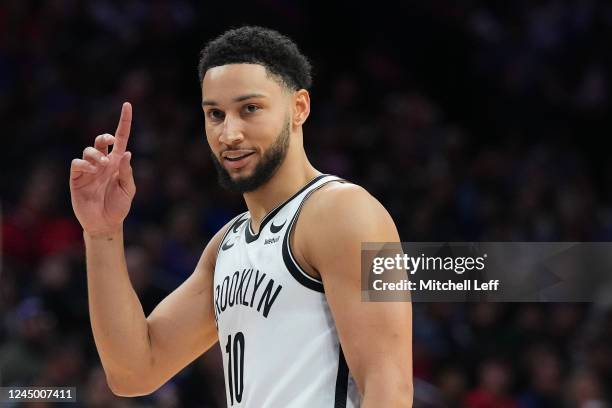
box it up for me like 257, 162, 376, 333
225, 332, 245, 405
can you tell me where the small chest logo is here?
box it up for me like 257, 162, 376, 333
221, 217, 247, 252
221, 240, 235, 251
264, 236, 280, 245
270, 219, 286, 234
232, 218, 247, 233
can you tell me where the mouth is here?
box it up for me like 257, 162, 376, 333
221, 150, 256, 170
224, 152, 255, 161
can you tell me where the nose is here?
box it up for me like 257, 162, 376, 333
218, 115, 244, 146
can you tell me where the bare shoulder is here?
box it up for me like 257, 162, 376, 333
301, 182, 398, 240
294, 182, 399, 274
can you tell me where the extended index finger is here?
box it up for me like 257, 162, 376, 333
113, 102, 132, 154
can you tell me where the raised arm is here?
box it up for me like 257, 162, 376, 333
69, 103, 221, 396
84, 227, 224, 396
297, 183, 413, 407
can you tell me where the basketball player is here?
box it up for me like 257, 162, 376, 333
69, 26, 412, 407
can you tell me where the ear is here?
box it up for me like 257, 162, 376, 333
292, 89, 310, 128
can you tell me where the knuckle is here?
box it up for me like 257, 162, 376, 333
93, 134, 115, 150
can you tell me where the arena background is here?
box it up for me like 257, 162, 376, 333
2, 1, 612, 407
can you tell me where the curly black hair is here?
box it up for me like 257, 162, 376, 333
197, 26, 312, 91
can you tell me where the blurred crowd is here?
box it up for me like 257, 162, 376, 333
2, 0, 612, 407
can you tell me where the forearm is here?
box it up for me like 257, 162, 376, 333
84, 228, 152, 384
362, 375, 413, 408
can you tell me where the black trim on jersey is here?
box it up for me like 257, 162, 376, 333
334, 345, 349, 408
216, 212, 248, 257
245, 174, 329, 244
282, 177, 348, 293
282, 234, 324, 293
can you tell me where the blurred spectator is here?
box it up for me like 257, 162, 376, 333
566, 370, 608, 408
465, 358, 517, 408
518, 346, 563, 408
0, 297, 55, 385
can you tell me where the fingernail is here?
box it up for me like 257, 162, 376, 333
101, 157, 109, 164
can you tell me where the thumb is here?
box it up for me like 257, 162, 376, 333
118, 151, 135, 192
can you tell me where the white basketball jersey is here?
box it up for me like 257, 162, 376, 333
213, 174, 361, 408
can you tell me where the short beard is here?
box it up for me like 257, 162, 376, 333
211, 121, 290, 194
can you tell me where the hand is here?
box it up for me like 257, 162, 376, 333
70, 102, 136, 237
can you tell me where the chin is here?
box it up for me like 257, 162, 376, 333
228, 168, 255, 181
227, 161, 258, 176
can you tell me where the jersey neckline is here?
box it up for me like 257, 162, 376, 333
244, 174, 330, 244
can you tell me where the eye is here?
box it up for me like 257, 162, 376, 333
244, 104, 259, 113
207, 109, 224, 121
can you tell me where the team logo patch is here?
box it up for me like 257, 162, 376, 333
233, 218, 247, 233
221, 216, 247, 251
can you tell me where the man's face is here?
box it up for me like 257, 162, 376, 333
202, 63, 292, 193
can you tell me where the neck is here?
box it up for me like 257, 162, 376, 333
243, 148, 319, 233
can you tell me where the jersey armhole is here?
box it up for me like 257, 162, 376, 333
281, 179, 348, 293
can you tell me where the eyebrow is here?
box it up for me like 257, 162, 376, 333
201, 93, 267, 107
